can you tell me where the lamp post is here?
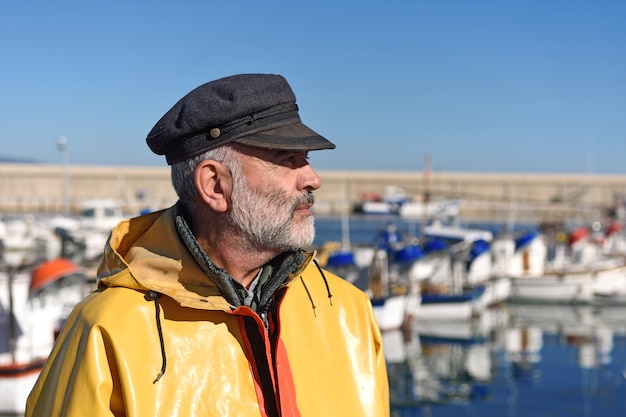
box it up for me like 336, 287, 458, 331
57, 136, 69, 216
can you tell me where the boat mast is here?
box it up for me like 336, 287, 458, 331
7, 265, 17, 363
419, 153, 431, 238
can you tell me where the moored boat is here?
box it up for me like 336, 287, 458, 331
492, 227, 626, 304
0, 257, 91, 415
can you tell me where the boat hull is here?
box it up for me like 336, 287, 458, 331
0, 361, 45, 415
508, 265, 626, 304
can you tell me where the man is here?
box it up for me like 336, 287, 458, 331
26, 74, 389, 416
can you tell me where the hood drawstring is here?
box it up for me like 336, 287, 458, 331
313, 259, 333, 305
300, 259, 334, 316
299, 277, 316, 316
145, 290, 167, 383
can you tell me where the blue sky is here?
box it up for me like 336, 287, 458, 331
1, 1, 625, 174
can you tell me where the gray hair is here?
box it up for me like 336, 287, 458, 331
171, 145, 242, 207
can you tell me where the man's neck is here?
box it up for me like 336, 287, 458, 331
195, 231, 279, 288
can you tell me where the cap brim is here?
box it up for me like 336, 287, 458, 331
233, 122, 336, 151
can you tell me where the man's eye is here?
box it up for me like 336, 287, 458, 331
281, 154, 308, 168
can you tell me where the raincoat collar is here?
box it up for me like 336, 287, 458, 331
96, 205, 315, 312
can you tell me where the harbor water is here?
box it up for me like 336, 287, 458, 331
313, 215, 626, 417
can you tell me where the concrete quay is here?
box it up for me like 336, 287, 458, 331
1, 163, 626, 225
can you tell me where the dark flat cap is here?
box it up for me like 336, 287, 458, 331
146, 73, 336, 164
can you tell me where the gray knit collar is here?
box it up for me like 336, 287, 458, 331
173, 202, 304, 312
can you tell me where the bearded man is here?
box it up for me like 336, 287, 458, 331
26, 74, 389, 417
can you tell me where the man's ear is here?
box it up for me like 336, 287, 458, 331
194, 160, 232, 213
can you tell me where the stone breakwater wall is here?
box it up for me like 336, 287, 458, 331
1, 163, 626, 224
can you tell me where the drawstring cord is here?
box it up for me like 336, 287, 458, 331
145, 290, 167, 383
299, 277, 316, 316
301, 259, 334, 316
313, 259, 333, 306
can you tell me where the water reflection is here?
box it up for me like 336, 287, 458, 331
385, 303, 626, 416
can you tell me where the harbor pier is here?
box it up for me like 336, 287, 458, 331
1, 163, 625, 225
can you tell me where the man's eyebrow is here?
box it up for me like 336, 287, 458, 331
254, 149, 308, 164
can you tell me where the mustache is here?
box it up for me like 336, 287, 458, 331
291, 192, 315, 211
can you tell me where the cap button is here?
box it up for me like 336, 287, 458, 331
209, 128, 221, 139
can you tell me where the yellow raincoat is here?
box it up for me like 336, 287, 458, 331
26, 207, 389, 416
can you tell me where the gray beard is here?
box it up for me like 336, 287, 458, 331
228, 176, 316, 252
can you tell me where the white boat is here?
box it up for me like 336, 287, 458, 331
42, 199, 126, 262
0, 215, 56, 267
416, 222, 511, 318
377, 221, 506, 323
353, 186, 411, 215
376, 228, 491, 324
492, 228, 626, 304
353, 185, 462, 219
422, 221, 495, 286
391, 241, 492, 322
417, 285, 487, 321
0, 199, 127, 268
75, 198, 125, 232
372, 294, 421, 332
0, 257, 91, 415
508, 261, 626, 304
398, 199, 462, 220
368, 249, 422, 331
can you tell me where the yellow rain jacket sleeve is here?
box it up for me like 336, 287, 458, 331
25, 207, 389, 417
